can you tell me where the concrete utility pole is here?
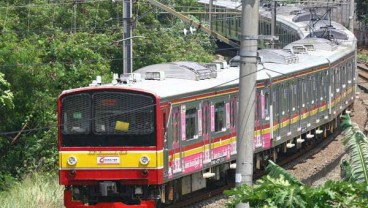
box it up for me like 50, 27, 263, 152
123, 0, 133, 74
209, 0, 213, 31
271, 0, 276, 48
235, 1, 258, 208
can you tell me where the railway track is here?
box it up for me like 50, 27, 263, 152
357, 61, 368, 82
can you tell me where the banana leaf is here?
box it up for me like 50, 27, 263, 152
266, 160, 304, 186
340, 114, 368, 184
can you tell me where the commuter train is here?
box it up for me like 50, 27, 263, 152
58, 3, 357, 208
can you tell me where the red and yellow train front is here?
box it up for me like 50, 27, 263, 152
58, 88, 163, 207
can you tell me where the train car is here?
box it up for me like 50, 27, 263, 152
198, 0, 345, 48
58, 4, 357, 208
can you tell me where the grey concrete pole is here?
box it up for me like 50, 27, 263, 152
235, 1, 259, 207
123, 0, 133, 74
349, 0, 354, 33
271, 0, 276, 48
209, 0, 213, 31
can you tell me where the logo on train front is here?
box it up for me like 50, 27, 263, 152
97, 156, 120, 164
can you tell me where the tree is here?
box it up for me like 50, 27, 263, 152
0, 0, 216, 191
356, 0, 368, 24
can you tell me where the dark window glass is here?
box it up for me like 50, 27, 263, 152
186, 108, 197, 139
93, 92, 154, 135
60, 92, 156, 147
61, 93, 90, 134
215, 102, 225, 132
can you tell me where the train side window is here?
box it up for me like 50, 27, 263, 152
230, 97, 238, 128
291, 81, 297, 111
347, 62, 351, 84
186, 108, 197, 140
321, 72, 325, 100
272, 85, 278, 118
302, 78, 306, 106
312, 75, 316, 103
264, 91, 270, 119
172, 107, 180, 148
342, 65, 346, 88
256, 91, 261, 122
307, 76, 311, 104
283, 83, 288, 114
162, 111, 167, 134
335, 69, 339, 92
215, 102, 225, 132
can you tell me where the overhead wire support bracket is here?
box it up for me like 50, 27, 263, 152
239, 35, 279, 57
240, 35, 279, 41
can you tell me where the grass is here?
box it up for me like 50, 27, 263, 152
0, 173, 64, 208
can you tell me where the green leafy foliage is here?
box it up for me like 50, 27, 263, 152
0, 72, 14, 111
225, 161, 368, 208
266, 160, 304, 186
340, 114, 368, 184
356, 0, 368, 24
0, 0, 216, 191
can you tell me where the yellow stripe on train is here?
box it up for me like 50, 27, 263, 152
59, 151, 163, 169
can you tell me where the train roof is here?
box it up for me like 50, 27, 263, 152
65, 37, 354, 101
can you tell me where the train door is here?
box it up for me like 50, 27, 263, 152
322, 71, 328, 116
301, 77, 308, 129
297, 78, 302, 131
280, 82, 289, 139
255, 90, 262, 150
311, 75, 317, 123
335, 67, 342, 112
272, 84, 281, 142
202, 101, 212, 165
168, 106, 182, 178
261, 88, 271, 149
161, 106, 169, 179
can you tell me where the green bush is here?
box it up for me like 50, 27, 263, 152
0, 172, 63, 208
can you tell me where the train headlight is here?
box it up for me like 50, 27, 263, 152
67, 156, 77, 166
140, 156, 150, 165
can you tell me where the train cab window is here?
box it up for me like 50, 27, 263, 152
61, 93, 90, 134
215, 102, 225, 132
186, 108, 197, 140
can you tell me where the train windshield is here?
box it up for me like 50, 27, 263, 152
60, 91, 156, 147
